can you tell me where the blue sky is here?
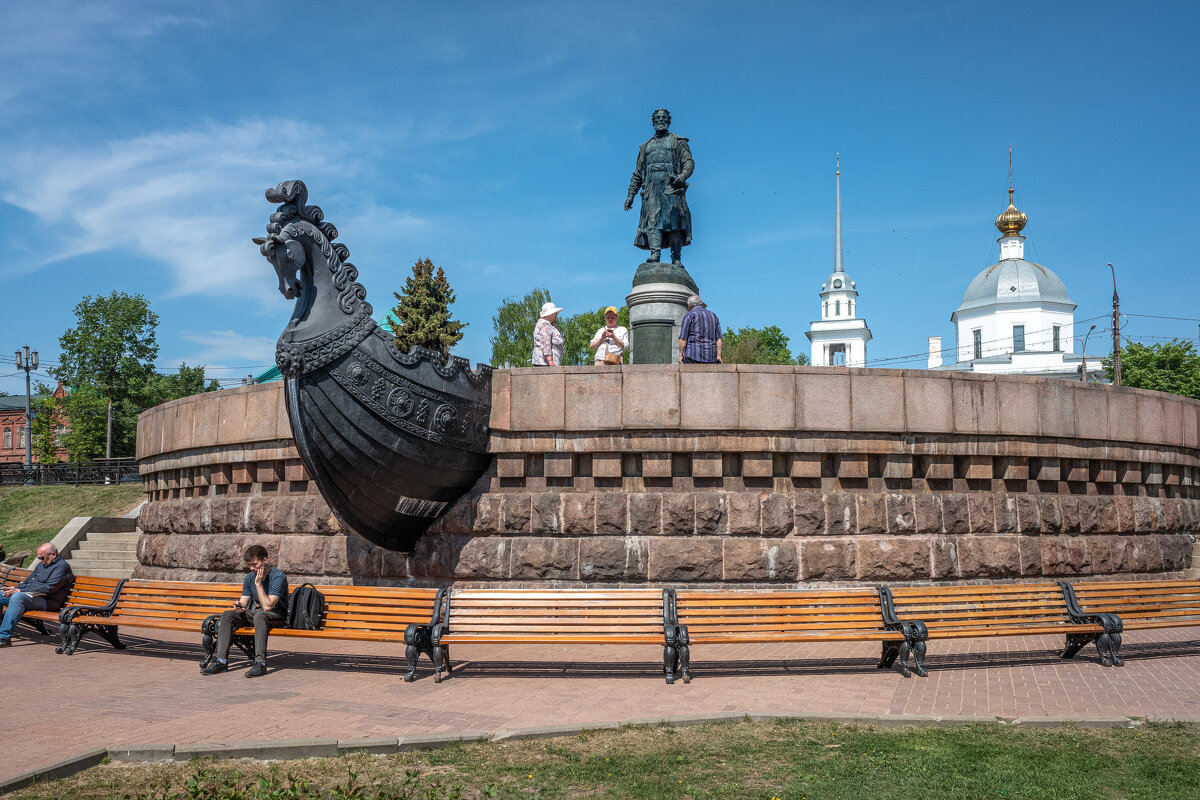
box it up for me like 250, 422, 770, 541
1, 1, 1198, 394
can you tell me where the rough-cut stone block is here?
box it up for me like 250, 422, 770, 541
995, 495, 1017, 533
278, 536, 329, 576
1018, 536, 1042, 576
723, 539, 798, 581
511, 370, 565, 430
885, 494, 915, 533
942, 494, 970, 533
629, 493, 662, 535
726, 492, 761, 535
453, 538, 510, 579
580, 537, 647, 581
544, 453, 572, 478
565, 372, 623, 431
789, 453, 821, 479
595, 493, 629, 535
931, 535, 957, 579
855, 494, 887, 534
593, 452, 622, 479
510, 537, 579, 580
695, 493, 727, 535
957, 536, 1020, 578
738, 371, 796, 430
501, 493, 532, 533
1163, 498, 1182, 531
796, 372, 849, 431
648, 538, 723, 581
996, 381, 1040, 436
968, 494, 995, 532
794, 493, 825, 535
952, 378, 999, 434
1162, 534, 1191, 571
622, 369, 680, 429
692, 452, 722, 478
1095, 497, 1118, 533
850, 374, 906, 433
856, 537, 930, 581
742, 453, 773, 478
1015, 495, 1041, 533
1039, 383, 1077, 438
799, 538, 856, 580
473, 494, 502, 534
562, 493, 596, 535
642, 453, 671, 478
1131, 497, 1157, 533
496, 454, 524, 479
761, 494, 794, 536
1038, 496, 1062, 533
1086, 535, 1114, 574
913, 494, 942, 533
662, 494, 695, 536
681, 371, 738, 430
826, 493, 854, 535
837, 454, 869, 479
531, 492, 561, 534
904, 376, 953, 433
1040, 535, 1091, 576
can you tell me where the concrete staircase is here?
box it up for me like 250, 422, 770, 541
53, 515, 143, 580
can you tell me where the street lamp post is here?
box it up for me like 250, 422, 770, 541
14, 345, 39, 472
1078, 324, 1097, 383
1108, 262, 1122, 386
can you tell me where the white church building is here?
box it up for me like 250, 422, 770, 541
807, 157, 872, 367
928, 183, 1101, 381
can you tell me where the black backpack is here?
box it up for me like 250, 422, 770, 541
287, 583, 326, 630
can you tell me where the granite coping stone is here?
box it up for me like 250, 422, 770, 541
397, 732, 490, 751
108, 744, 177, 762
492, 721, 621, 741
336, 736, 400, 755
174, 737, 341, 761
0, 748, 107, 795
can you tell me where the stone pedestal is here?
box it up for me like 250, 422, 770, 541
625, 262, 698, 365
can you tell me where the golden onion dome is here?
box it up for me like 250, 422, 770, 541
995, 186, 1028, 236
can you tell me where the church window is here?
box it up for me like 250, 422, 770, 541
973, 329, 982, 360
2, 429, 9, 449
1013, 325, 1025, 353
848, 301, 854, 317
1052, 325, 1061, 352
17, 427, 24, 448
833, 278, 843, 289
824, 301, 828, 318
835, 300, 841, 316
829, 344, 847, 366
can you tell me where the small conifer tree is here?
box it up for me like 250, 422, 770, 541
388, 258, 467, 357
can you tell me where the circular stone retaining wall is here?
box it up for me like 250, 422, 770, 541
134, 367, 1200, 586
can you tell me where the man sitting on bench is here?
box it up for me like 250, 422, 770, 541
201, 544, 289, 678
0, 543, 74, 646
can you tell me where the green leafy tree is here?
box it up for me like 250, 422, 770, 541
560, 305, 631, 366
53, 291, 159, 457
489, 288, 552, 367
1104, 339, 1200, 399
388, 258, 466, 358
29, 384, 61, 464
59, 385, 109, 462
140, 363, 221, 408
722, 325, 808, 365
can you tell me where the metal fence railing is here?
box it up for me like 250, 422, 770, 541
0, 458, 140, 487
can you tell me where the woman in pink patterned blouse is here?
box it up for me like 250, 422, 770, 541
532, 301, 564, 366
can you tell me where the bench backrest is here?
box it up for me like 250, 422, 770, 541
313, 585, 440, 633
445, 589, 666, 638
675, 588, 888, 638
889, 583, 1072, 634
2, 565, 122, 610
1070, 579, 1200, 626
108, 579, 244, 625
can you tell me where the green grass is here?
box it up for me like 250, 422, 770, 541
0, 485, 143, 563
9, 719, 1200, 799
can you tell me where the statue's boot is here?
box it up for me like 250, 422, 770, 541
647, 231, 662, 263
670, 236, 683, 266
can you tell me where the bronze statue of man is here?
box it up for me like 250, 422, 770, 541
624, 108, 693, 265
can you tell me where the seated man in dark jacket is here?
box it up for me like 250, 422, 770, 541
0, 543, 74, 645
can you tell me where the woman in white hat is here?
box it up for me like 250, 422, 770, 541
532, 300, 564, 366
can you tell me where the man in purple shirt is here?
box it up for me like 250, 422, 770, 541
678, 295, 722, 364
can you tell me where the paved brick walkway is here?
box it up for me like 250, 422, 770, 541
4, 624, 1200, 782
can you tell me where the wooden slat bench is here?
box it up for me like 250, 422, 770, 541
1065, 578, 1200, 665
430, 589, 673, 683
672, 588, 909, 681
883, 582, 1120, 676
1, 564, 125, 646
61, 579, 443, 680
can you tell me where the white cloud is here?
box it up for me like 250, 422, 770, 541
162, 329, 278, 384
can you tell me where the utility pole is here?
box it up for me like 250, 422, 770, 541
1109, 263, 1122, 386
14, 345, 38, 474
1079, 324, 1097, 383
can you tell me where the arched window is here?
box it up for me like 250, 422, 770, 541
2, 429, 10, 449
823, 301, 828, 318
835, 300, 841, 316
848, 301, 854, 317
17, 427, 25, 448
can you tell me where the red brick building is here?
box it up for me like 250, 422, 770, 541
0, 383, 69, 464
